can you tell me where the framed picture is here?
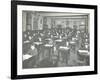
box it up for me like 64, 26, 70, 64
11, 0, 98, 79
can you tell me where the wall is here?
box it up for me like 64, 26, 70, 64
0, 0, 99, 80
23, 11, 88, 31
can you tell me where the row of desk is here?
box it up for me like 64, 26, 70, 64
23, 29, 90, 68
23, 36, 89, 67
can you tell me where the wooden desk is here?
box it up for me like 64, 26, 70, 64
58, 46, 70, 64
55, 39, 63, 47
45, 38, 52, 41
44, 44, 53, 47
69, 41, 76, 54
23, 54, 33, 61
55, 39, 63, 42
34, 42, 43, 62
34, 42, 42, 45
78, 50, 89, 56
44, 44, 54, 60
77, 50, 90, 65
24, 40, 30, 44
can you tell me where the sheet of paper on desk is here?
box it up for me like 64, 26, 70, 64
24, 40, 30, 43
44, 44, 53, 47
78, 50, 89, 55
23, 54, 33, 61
59, 46, 69, 50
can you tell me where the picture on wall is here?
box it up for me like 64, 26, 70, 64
11, 0, 97, 79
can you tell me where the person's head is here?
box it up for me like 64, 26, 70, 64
39, 37, 42, 41
31, 45, 35, 50
24, 34, 27, 38
29, 36, 31, 40
28, 32, 30, 35
73, 25, 77, 29
85, 44, 88, 49
31, 43, 35, 50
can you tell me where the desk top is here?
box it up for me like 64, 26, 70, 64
59, 46, 69, 50
24, 40, 30, 43
78, 50, 89, 55
34, 42, 42, 45
23, 54, 33, 61
55, 39, 63, 42
72, 37, 78, 41
44, 44, 53, 47
45, 38, 52, 41
70, 41, 76, 44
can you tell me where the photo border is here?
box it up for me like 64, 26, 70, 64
11, 0, 98, 79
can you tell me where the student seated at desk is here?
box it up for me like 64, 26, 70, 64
28, 35, 32, 40
23, 33, 28, 41
23, 44, 38, 68
27, 44, 38, 56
